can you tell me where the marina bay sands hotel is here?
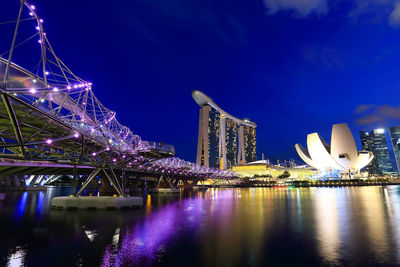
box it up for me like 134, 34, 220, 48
192, 91, 257, 169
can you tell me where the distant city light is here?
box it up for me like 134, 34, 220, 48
375, 129, 385, 134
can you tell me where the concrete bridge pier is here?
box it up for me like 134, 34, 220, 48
52, 166, 143, 210
148, 174, 180, 194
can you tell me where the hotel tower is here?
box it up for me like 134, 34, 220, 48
192, 91, 257, 169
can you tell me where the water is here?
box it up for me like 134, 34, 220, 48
1, 186, 400, 266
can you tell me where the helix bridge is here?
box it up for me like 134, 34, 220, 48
0, 1, 237, 195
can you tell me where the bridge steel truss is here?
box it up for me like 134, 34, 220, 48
0, 1, 237, 194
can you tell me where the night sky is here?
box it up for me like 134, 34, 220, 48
3, 0, 400, 163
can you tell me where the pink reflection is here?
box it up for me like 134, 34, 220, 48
101, 197, 205, 266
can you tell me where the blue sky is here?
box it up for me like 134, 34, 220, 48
2, 0, 400, 163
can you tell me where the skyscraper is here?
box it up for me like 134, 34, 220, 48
193, 91, 257, 169
359, 129, 393, 175
241, 123, 257, 163
389, 127, 400, 173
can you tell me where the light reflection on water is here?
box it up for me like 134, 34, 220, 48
1, 186, 400, 266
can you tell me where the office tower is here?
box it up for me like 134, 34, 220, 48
193, 91, 257, 169
389, 127, 400, 173
360, 129, 393, 175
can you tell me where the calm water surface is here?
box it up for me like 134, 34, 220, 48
1, 186, 400, 266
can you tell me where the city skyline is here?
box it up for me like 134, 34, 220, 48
2, 2, 400, 267
2, 0, 400, 163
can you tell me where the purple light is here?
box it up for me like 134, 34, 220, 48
46, 139, 53, 144
92, 152, 96, 157
38, 40, 42, 44
106, 147, 110, 151
29, 12, 33, 16
29, 89, 37, 94
113, 158, 117, 162
30, 5, 35, 10
36, 26, 40, 30
52, 87, 58, 92
67, 85, 71, 90
39, 19, 43, 23
73, 132, 79, 138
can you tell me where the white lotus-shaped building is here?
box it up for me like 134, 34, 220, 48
295, 123, 374, 171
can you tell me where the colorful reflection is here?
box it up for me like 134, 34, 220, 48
314, 188, 341, 264
101, 196, 204, 266
14, 192, 28, 220
3, 187, 400, 266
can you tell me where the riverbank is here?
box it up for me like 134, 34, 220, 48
212, 179, 400, 188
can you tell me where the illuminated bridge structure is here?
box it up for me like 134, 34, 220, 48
0, 1, 236, 194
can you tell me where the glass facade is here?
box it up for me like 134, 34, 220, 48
359, 129, 393, 175
196, 104, 257, 169
208, 107, 220, 168
389, 127, 400, 173
225, 118, 238, 168
244, 125, 257, 163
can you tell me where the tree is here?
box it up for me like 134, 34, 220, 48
278, 171, 290, 179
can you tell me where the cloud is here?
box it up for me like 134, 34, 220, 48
302, 46, 344, 70
354, 104, 400, 127
389, 2, 400, 26
354, 104, 376, 114
347, 0, 400, 27
263, 0, 328, 16
263, 0, 400, 27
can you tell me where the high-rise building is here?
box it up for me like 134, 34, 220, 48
359, 129, 393, 175
389, 127, 400, 173
193, 91, 257, 169
241, 123, 257, 163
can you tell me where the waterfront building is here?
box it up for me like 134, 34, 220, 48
242, 123, 257, 163
295, 123, 374, 175
231, 160, 317, 179
193, 91, 257, 169
360, 129, 394, 175
389, 127, 400, 173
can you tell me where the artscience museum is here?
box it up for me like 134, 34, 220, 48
295, 123, 374, 177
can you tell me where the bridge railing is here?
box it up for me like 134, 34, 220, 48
139, 141, 175, 155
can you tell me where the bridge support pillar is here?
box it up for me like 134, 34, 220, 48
73, 163, 77, 195
76, 167, 101, 196
157, 174, 175, 189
